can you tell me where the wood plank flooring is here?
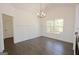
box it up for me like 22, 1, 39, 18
7, 36, 73, 55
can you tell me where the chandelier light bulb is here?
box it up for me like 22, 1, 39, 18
37, 11, 46, 18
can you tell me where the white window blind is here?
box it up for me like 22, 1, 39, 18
47, 19, 64, 34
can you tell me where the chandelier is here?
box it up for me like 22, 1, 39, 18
37, 4, 47, 18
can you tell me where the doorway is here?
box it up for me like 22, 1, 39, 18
2, 14, 14, 52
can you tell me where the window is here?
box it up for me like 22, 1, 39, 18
47, 19, 64, 34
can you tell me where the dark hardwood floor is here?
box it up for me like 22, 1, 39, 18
7, 36, 73, 55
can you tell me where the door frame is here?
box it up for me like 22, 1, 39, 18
2, 13, 14, 52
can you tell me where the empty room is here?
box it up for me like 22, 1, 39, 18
0, 3, 79, 55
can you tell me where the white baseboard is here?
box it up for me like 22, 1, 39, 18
14, 35, 40, 44
43, 35, 73, 44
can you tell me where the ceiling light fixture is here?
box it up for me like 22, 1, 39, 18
37, 4, 46, 18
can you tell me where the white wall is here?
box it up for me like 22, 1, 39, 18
0, 14, 4, 52
40, 4, 75, 43
0, 3, 40, 52
14, 7, 40, 43
75, 4, 79, 32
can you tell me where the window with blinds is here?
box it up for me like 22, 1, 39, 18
47, 19, 64, 34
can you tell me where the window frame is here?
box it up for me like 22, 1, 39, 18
46, 19, 64, 34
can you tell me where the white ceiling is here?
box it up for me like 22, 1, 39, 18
11, 3, 77, 11
11, 3, 40, 11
